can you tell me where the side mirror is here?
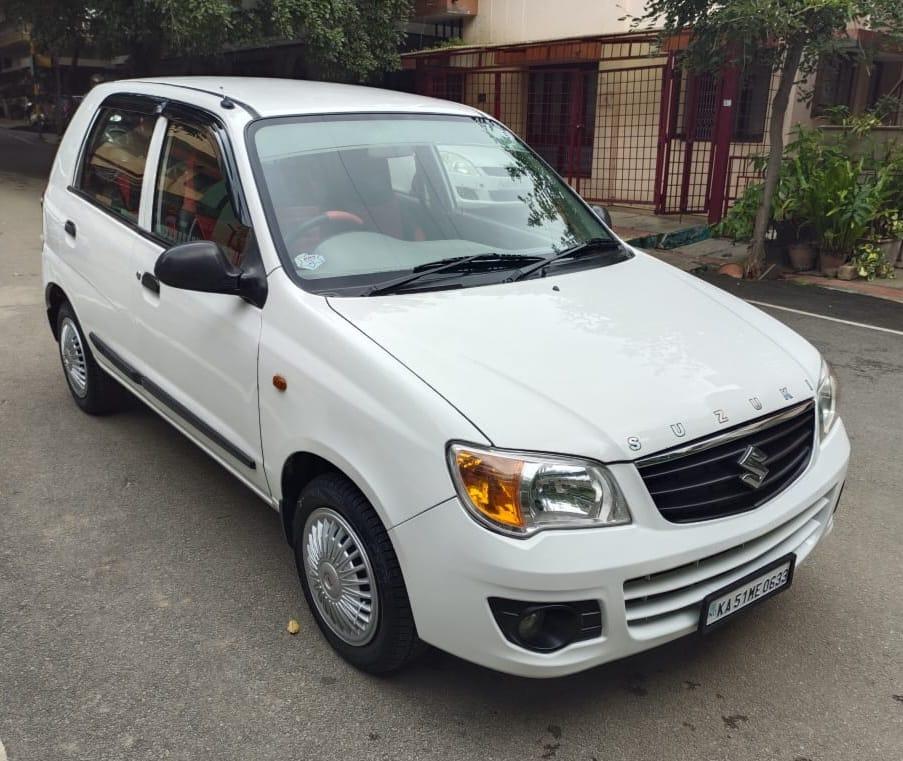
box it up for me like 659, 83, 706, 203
154, 240, 266, 308
591, 204, 613, 228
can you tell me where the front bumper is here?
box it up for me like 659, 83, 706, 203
390, 421, 850, 677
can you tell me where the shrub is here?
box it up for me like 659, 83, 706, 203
714, 120, 901, 262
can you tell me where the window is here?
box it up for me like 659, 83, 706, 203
732, 63, 771, 142
387, 154, 417, 194
250, 115, 618, 295
673, 65, 770, 143
153, 121, 250, 266
78, 107, 156, 223
679, 73, 718, 141
812, 57, 857, 115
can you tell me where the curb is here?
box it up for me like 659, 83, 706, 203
788, 275, 903, 305
625, 225, 711, 251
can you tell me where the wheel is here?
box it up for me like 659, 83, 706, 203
56, 302, 127, 414
284, 210, 365, 248
293, 473, 424, 674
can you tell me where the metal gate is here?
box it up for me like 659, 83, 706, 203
656, 56, 778, 221
406, 38, 776, 223
657, 60, 720, 215
593, 64, 666, 205
525, 66, 596, 188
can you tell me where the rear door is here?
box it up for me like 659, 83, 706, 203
57, 98, 158, 362
129, 106, 269, 493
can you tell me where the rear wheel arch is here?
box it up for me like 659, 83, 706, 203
45, 283, 69, 340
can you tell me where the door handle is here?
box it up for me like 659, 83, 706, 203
140, 271, 160, 295
64, 220, 76, 238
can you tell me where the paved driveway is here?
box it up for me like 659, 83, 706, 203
1, 130, 901, 760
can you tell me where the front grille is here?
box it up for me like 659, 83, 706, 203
623, 492, 833, 638
488, 189, 520, 202
637, 401, 816, 523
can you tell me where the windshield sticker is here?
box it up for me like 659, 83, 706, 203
295, 253, 325, 271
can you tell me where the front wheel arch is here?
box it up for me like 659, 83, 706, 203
280, 451, 364, 546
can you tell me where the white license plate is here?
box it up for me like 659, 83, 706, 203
700, 555, 795, 631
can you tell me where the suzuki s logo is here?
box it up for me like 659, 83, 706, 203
738, 445, 769, 489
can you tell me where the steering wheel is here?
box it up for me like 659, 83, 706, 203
286, 210, 365, 248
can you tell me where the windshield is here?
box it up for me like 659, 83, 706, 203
248, 114, 623, 295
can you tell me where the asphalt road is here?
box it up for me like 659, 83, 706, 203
1, 128, 902, 761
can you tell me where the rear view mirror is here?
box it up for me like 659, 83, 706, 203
155, 240, 266, 308
591, 205, 613, 228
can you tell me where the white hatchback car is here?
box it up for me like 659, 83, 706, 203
43, 77, 849, 677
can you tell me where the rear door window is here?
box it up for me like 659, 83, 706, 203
152, 121, 250, 266
78, 107, 156, 223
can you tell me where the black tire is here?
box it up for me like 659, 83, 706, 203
56, 302, 127, 415
293, 473, 424, 674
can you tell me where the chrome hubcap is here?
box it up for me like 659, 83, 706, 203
60, 319, 88, 398
302, 507, 378, 646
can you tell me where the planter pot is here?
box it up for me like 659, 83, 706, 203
764, 239, 786, 266
818, 250, 846, 276
837, 264, 858, 281
874, 238, 903, 269
787, 243, 817, 272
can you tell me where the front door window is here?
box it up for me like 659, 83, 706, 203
153, 122, 250, 266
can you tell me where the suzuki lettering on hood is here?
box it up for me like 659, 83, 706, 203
328, 255, 821, 461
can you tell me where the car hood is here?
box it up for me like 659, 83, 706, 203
327, 253, 821, 461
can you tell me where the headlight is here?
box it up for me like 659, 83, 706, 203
440, 150, 478, 176
447, 444, 631, 537
816, 359, 839, 439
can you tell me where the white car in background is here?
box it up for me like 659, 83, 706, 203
440, 144, 534, 204
42, 77, 848, 677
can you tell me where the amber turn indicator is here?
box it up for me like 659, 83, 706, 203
455, 450, 525, 529
272, 374, 287, 391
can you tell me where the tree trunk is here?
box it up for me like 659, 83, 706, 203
745, 41, 805, 277
52, 54, 63, 136
60, 39, 81, 133
66, 39, 81, 97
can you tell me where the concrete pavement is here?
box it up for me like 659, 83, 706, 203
1, 129, 902, 761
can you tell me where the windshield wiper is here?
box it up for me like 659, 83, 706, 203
364, 253, 543, 296
508, 238, 623, 282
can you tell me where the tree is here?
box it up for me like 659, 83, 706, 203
254, 0, 414, 81
3, 0, 92, 130
89, 0, 413, 82
632, 1, 903, 276
3, 0, 413, 84
90, 0, 243, 75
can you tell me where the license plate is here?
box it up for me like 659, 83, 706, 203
699, 554, 796, 633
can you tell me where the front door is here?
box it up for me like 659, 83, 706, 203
130, 111, 269, 493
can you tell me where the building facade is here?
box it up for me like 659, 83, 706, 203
403, 1, 903, 223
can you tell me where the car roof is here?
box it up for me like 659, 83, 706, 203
128, 76, 482, 119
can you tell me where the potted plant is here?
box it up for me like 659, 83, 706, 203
871, 210, 903, 269
809, 157, 886, 275
851, 242, 896, 281
772, 167, 816, 271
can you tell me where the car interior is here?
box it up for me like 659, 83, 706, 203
261, 143, 577, 278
